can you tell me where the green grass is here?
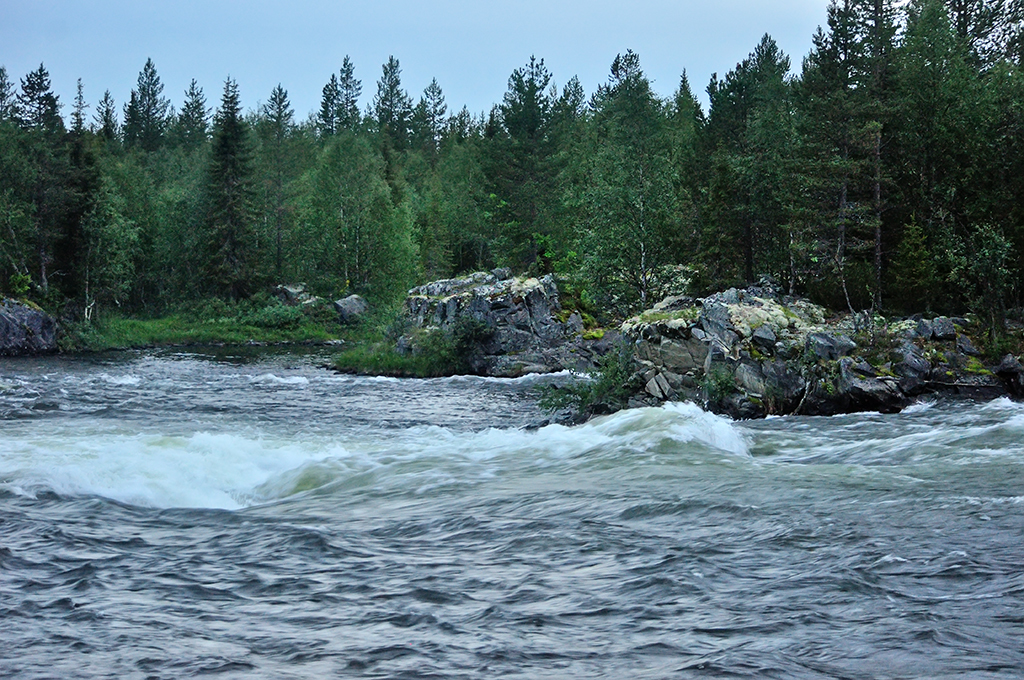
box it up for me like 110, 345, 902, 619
61, 305, 341, 352
332, 316, 495, 378
332, 342, 456, 377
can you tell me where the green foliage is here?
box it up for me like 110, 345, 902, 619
206, 77, 257, 300
9, 272, 31, 296
890, 218, 937, 312
700, 365, 737, 403
2, 28, 1024, 341
334, 316, 495, 378
540, 341, 640, 413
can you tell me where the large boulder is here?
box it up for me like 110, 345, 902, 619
403, 271, 605, 376
334, 295, 369, 324
0, 299, 58, 356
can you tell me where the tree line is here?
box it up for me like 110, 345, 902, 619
1, 0, 1023, 337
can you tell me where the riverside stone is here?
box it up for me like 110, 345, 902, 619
0, 299, 58, 356
334, 295, 369, 324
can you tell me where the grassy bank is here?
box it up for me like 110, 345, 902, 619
60, 298, 342, 352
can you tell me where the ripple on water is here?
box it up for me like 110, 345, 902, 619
0, 352, 1022, 678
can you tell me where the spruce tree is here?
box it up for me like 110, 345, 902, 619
317, 73, 340, 137
336, 56, 362, 131
206, 77, 257, 299
17, 64, 62, 131
258, 84, 295, 280
94, 90, 118, 143
573, 51, 681, 308
487, 56, 556, 268
71, 78, 88, 133
412, 78, 447, 157
0, 66, 17, 122
174, 79, 209, 150
373, 56, 413, 151
123, 58, 170, 152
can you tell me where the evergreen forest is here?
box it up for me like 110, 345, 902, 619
2, 0, 1024, 339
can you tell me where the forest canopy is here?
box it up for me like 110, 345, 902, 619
2, 0, 1023, 335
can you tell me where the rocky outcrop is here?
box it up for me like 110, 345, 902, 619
622, 283, 1019, 419
403, 270, 615, 377
1, 298, 58, 356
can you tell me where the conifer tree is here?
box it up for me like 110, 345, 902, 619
17, 64, 62, 131
487, 56, 556, 268
71, 78, 89, 133
206, 77, 257, 299
336, 56, 362, 131
123, 58, 170, 152
704, 36, 794, 286
572, 51, 682, 308
94, 90, 118, 143
174, 79, 209, 150
258, 84, 295, 280
412, 78, 447, 157
373, 56, 413, 151
0, 66, 17, 122
317, 73, 340, 138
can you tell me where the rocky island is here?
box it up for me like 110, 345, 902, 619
388, 272, 1024, 420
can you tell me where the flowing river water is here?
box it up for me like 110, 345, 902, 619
1, 348, 1022, 679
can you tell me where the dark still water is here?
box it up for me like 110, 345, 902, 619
1, 349, 1022, 679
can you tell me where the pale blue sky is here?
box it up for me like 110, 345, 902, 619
1, 0, 828, 122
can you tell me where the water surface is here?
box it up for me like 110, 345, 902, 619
2, 349, 1022, 678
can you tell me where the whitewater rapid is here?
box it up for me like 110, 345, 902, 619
2, 349, 1023, 679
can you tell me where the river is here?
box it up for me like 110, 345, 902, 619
1, 348, 1022, 678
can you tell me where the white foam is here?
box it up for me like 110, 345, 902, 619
902, 399, 936, 414
0, 429, 339, 510
249, 373, 310, 386
0, 401, 749, 509
97, 373, 142, 386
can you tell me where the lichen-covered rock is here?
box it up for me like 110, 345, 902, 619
619, 282, 1016, 420
403, 272, 612, 377
0, 299, 58, 356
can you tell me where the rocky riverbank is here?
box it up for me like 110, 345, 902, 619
396, 272, 1024, 419
0, 298, 58, 356
621, 282, 1024, 419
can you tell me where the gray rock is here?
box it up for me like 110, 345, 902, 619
751, 325, 777, 352
702, 302, 734, 329
652, 337, 705, 373
0, 299, 58, 356
805, 332, 857, 361
837, 358, 906, 414
956, 334, 981, 357
931, 316, 956, 341
914, 318, 933, 339
565, 312, 584, 337
491, 267, 513, 281
645, 373, 673, 401
735, 362, 766, 395
762, 360, 806, 403
275, 283, 307, 306
995, 354, 1024, 395
653, 295, 696, 313
334, 295, 369, 324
